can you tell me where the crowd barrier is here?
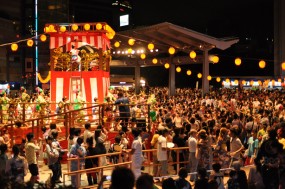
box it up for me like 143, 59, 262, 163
63, 146, 254, 188
1, 102, 151, 146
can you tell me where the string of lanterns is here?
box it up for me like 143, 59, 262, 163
2, 33, 48, 52
112, 35, 275, 79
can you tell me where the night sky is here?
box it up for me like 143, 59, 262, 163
70, 0, 274, 87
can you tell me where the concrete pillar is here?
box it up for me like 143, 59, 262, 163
202, 50, 209, 96
169, 57, 175, 96
274, 0, 285, 77
135, 64, 140, 95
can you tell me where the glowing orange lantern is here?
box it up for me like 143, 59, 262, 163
72, 24, 78, 31
84, 24, 90, 31
186, 70, 192, 75
164, 63, 170, 69
127, 48, 133, 54
259, 60, 266, 69
114, 41, 120, 48
27, 39, 33, 47
11, 43, 18, 51
148, 43, 154, 50
189, 51, 196, 59
168, 47, 175, 55
60, 26, 66, 32
282, 62, 285, 70
197, 73, 202, 78
212, 56, 219, 63
176, 66, 181, 72
235, 58, 242, 66
40, 34, 47, 42
152, 58, 158, 64
96, 23, 102, 30
140, 54, 146, 60
128, 39, 135, 46
216, 77, 221, 82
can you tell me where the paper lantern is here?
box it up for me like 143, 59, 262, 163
212, 56, 219, 63
168, 47, 175, 55
128, 38, 135, 46
96, 23, 102, 30
114, 41, 120, 48
186, 70, 192, 75
189, 51, 196, 59
234, 80, 239, 84
44, 27, 50, 33
225, 78, 230, 83
40, 34, 47, 42
48, 25, 54, 31
216, 77, 221, 82
242, 80, 246, 85
164, 63, 170, 69
127, 48, 133, 54
106, 33, 114, 39
235, 58, 242, 66
152, 58, 158, 64
207, 75, 212, 80
84, 24, 90, 31
11, 43, 18, 51
104, 24, 110, 31
148, 43, 154, 50
27, 39, 33, 47
282, 62, 285, 70
60, 26, 66, 32
258, 80, 262, 85
278, 78, 282, 82
249, 80, 254, 86
72, 24, 78, 31
197, 73, 202, 78
140, 53, 146, 60
176, 66, 181, 72
259, 60, 266, 69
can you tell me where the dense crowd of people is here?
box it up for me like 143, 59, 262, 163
1, 86, 285, 188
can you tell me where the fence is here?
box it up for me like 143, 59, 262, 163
1, 102, 151, 146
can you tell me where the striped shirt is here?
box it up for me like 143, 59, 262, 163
25, 142, 40, 165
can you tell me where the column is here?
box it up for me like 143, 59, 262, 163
202, 50, 209, 95
168, 57, 175, 96
135, 64, 140, 95
274, 0, 285, 77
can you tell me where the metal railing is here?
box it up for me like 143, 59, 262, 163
1, 102, 151, 146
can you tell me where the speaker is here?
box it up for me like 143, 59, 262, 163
136, 118, 146, 128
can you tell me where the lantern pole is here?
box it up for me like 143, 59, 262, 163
35, 0, 39, 85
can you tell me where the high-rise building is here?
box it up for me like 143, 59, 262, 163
112, 0, 133, 31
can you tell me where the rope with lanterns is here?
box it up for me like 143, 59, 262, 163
112, 33, 280, 88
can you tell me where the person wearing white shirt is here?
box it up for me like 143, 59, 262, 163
157, 128, 169, 176
127, 128, 143, 180
188, 129, 198, 182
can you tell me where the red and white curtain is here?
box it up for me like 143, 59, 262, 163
49, 33, 110, 51
50, 71, 110, 106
